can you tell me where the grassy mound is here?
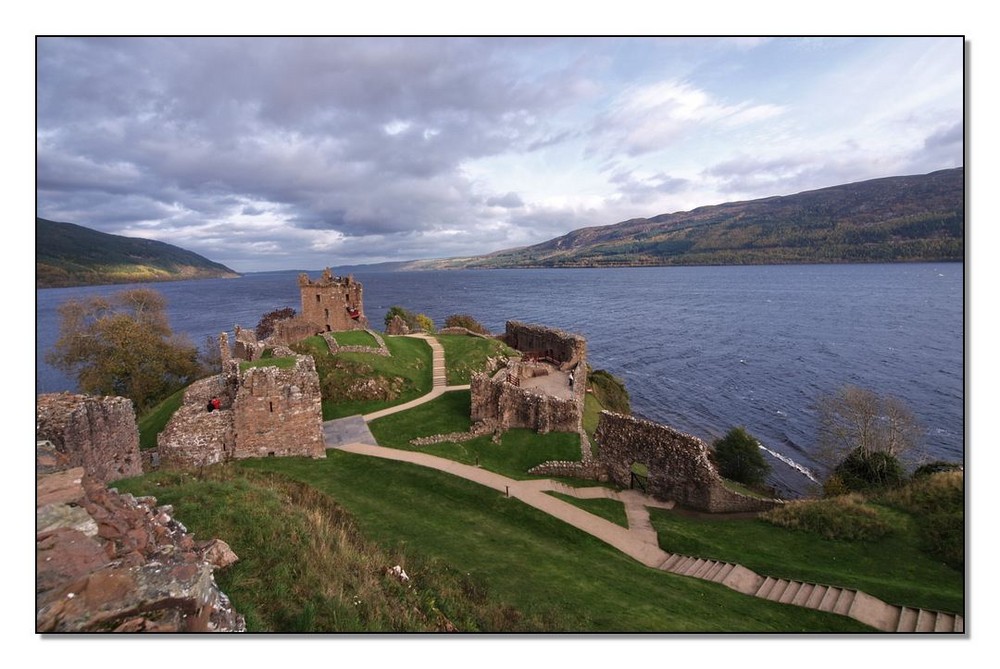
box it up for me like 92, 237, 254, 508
436, 333, 518, 385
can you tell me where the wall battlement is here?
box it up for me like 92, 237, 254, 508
298, 267, 368, 332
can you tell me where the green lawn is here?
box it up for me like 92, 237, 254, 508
436, 333, 518, 385
299, 335, 433, 419
233, 452, 870, 632
648, 507, 963, 614
137, 386, 186, 449
331, 330, 380, 347
367, 391, 582, 479
547, 492, 629, 528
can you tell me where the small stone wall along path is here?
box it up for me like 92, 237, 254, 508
322, 334, 964, 633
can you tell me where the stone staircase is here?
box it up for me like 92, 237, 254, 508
427, 337, 448, 387
656, 554, 964, 633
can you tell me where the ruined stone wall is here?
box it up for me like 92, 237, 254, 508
158, 377, 235, 469
470, 368, 581, 434
233, 325, 261, 361
504, 321, 586, 369
231, 355, 326, 459
299, 268, 367, 332
36, 442, 244, 632
270, 315, 323, 347
594, 412, 781, 513
36, 393, 143, 484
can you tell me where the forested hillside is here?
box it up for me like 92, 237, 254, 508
37, 218, 240, 288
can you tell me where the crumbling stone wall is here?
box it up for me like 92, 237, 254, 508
470, 322, 587, 435
503, 321, 586, 370
594, 412, 781, 513
231, 355, 326, 460
158, 377, 235, 469
233, 325, 261, 361
385, 314, 409, 335
36, 442, 244, 633
470, 366, 581, 434
299, 268, 368, 332
36, 393, 143, 484
270, 315, 323, 347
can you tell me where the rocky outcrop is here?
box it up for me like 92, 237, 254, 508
385, 314, 410, 335
36, 442, 244, 633
36, 393, 143, 484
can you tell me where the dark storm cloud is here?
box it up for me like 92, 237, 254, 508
36, 37, 594, 267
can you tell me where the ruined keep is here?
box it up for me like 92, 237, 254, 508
299, 268, 367, 332
158, 350, 326, 468
471, 321, 586, 434
594, 411, 781, 513
36, 393, 143, 484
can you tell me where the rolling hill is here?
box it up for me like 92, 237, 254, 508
36, 218, 240, 288
413, 167, 964, 269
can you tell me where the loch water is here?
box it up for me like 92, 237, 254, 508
35, 263, 964, 498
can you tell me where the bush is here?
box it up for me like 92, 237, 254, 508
414, 313, 436, 333
913, 461, 963, 479
879, 470, 964, 569
760, 495, 895, 542
444, 314, 489, 334
830, 448, 905, 493
713, 427, 770, 486
384, 306, 416, 330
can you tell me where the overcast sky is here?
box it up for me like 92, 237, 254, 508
36, 36, 964, 273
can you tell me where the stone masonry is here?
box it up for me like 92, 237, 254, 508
594, 411, 782, 513
36, 393, 143, 484
158, 353, 326, 467
471, 321, 586, 435
230, 355, 326, 460
299, 268, 368, 332
36, 441, 244, 632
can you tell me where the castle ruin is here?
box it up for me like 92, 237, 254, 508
156, 346, 326, 469
470, 321, 587, 434
298, 268, 367, 332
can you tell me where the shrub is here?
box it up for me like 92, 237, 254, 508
760, 495, 895, 542
414, 313, 436, 333
830, 447, 905, 493
713, 427, 770, 486
444, 314, 489, 334
384, 306, 416, 330
912, 461, 963, 479
880, 470, 964, 569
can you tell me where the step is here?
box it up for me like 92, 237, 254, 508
934, 613, 957, 633
755, 576, 780, 599
914, 608, 936, 633
778, 581, 803, 604
805, 585, 829, 610
954, 615, 964, 633
896, 606, 918, 632
692, 560, 718, 579
682, 558, 708, 576
660, 554, 684, 571
710, 563, 736, 583
833, 589, 856, 615
767, 580, 792, 603
791, 583, 815, 607
817, 586, 842, 612
703, 561, 728, 581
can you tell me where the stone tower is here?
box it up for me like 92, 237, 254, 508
298, 268, 367, 332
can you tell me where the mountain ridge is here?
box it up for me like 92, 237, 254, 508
404, 167, 964, 270
36, 218, 241, 288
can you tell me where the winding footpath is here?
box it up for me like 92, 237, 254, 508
325, 333, 964, 633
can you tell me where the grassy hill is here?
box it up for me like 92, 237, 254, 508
36, 217, 240, 288
413, 167, 964, 269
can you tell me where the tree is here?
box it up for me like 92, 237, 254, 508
713, 427, 770, 486
46, 288, 200, 413
384, 305, 415, 330
256, 307, 296, 340
817, 385, 924, 462
816, 385, 924, 493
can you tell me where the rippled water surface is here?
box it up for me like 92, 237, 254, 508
36, 263, 964, 497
